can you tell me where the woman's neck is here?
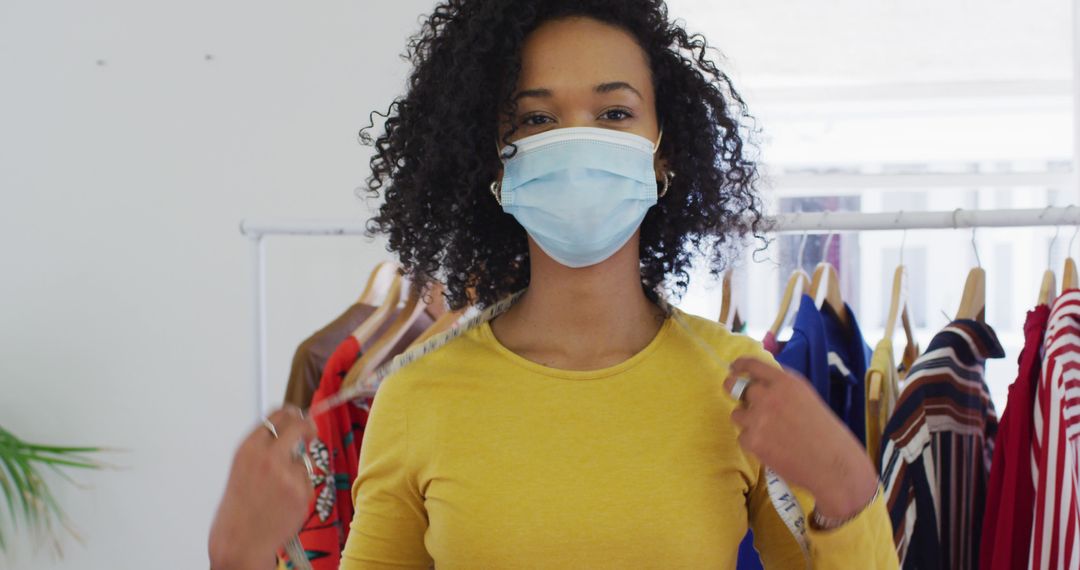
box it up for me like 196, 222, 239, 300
490, 236, 667, 370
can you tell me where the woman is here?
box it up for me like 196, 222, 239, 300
209, 1, 897, 568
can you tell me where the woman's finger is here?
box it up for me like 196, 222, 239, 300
723, 373, 765, 407
259, 407, 317, 462
728, 357, 783, 387
274, 409, 316, 441
261, 407, 306, 438
275, 425, 317, 462
722, 373, 740, 396
730, 406, 750, 429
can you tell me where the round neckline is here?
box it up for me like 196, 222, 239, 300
478, 314, 676, 380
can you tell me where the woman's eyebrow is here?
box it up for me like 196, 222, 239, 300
513, 82, 643, 102
514, 88, 553, 102
595, 81, 643, 100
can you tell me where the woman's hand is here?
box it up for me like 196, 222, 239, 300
723, 358, 878, 520
208, 406, 317, 570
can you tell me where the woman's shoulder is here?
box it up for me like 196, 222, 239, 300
669, 308, 773, 363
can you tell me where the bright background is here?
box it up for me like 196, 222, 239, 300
0, 0, 1073, 567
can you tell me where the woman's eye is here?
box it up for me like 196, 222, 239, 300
601, 109, 633, 121
521, 114, 553, 127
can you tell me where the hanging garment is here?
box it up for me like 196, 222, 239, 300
821, 301, 872, 446
284, 304, 434, 409
866, 339, 900, 468
763, 296, 872, 443
764, 295, 831, 400
762, 330, 780, 356
279, 336, 375, 570
980, 304, 1049, 570
340, 309, 898, 569
731, 313, 747, 334
740, 297, 869, 570
736, 532, 764, 570
1029, 290, 1080, 570
879, 320, 1004, 569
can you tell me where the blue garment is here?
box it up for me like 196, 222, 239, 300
737, 533, 761, 569
738, 295, 829, 570
820, 302, 872, 444
775, 294, 832, 400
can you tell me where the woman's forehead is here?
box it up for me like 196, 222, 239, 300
515, 17, 653, 99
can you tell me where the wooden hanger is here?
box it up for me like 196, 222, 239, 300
955, 227, 986, 322
768, 269, 810, 337
955, 267, 986, 322
718, 269, 742, 330
1041, 225, 1060, 305
1064, 223, 1080, 292
869, 265, 916, 401
898, 309, 920, 380
1064, 257, 1078, 291
1039, 269, 1058, 306
810, 262, 848, 328
342, 281, 433, 390
350, 271, 403, 351
809, 233, 848, 328
357, 261, 400, 305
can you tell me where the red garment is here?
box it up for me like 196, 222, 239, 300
1030, 291, 1080, 570
979, 304, 1049, 570
762, 331, 780, 356
279, 336, 374, 570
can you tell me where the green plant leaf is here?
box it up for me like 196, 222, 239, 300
0, 424, 106, 556
0, 451, 33, 524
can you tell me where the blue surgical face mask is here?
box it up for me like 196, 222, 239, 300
496, 127, 663, 268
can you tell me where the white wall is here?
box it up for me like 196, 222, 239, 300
0, 1, 436, 567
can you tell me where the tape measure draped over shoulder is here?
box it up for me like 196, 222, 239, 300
297, 289, 810, 569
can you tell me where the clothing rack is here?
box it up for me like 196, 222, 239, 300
239, 206, 1080, 421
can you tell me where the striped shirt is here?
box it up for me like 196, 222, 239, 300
1030, 290, 1080, 570
879, 320, 1004, 569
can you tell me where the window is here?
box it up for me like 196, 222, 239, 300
670, 0, 1076, 411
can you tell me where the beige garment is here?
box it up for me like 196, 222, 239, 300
283, 303, 435, 409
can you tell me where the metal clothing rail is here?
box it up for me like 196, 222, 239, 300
239, 206, 1080, 421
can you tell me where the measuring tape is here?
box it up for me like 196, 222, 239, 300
295, 288, 810, 569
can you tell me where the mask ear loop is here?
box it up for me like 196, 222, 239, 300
654, 126, 673, 199
490, 138, 509, 207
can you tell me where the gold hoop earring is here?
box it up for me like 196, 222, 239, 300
659, 171, 675, 198
490, 180, 503, 206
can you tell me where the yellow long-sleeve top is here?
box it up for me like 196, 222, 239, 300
341, 309, 898, 569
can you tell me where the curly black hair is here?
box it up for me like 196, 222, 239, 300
360, 0, 764, 310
